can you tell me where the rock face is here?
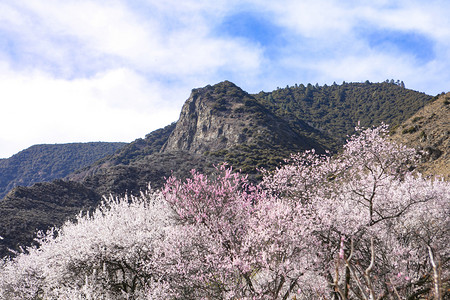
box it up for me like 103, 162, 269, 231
162, 81, 321, 154
162, 82, 244, 152
162, 81, 255, 153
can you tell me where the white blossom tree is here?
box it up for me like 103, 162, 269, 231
0, 190, 173, 299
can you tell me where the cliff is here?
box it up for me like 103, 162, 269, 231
162, 81, 323, 154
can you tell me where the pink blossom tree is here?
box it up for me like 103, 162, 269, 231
162, 165, 265, 298
162, 164, 324, 299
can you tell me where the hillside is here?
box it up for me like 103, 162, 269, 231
68, 123, 177, 182
0, 180, 100, 256
253, 81, 431, 150
0, 142, 125, 199
391, 92, 450, 179
0, 81, 433, 257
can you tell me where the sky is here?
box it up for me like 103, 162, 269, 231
0, 0, 449, 158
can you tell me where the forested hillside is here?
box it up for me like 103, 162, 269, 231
0, 142, 125, 199
68, 123, 177, 182
253, 80, 431, 150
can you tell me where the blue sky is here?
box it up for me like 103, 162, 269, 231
0, 0, 449, 158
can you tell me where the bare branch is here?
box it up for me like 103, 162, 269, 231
427, 246, 442, 300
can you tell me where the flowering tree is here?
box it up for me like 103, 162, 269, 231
0, 190, 173, 300
0, 125, 448, 300
260, 125, 449, 299
161, 165, 265, 298
162, 165, 324, 299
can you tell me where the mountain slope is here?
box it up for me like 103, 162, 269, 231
0, 81, 434, 257
390, 92, 450, 179
163, 81, 324, 153
68, 123, 177, 182
0, 180, 100, 256
253, 81, 432, 150
0, 142, 125, 199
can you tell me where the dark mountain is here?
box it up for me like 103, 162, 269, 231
0, 180, 100, 256
66, 123, 222, 197
0, 142, 125, 199
68, 123, 177, 182
0, 80, 433, 257
162, 81, 324, 153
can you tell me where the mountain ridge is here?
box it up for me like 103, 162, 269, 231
162, 81, 326, 156
0, 142, 125, 199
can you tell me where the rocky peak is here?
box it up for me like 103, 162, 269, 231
161, 81, 320, 155
162, 81, 260, 153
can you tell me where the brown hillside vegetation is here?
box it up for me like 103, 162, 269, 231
391, 92, 450, 179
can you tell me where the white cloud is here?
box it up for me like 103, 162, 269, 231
0, 0, 262, 78
0, 64, 184, 158
254, 0, 450, 91
0, 0, 266, 157
269, 0, 355, 38
0, 1, 159, 73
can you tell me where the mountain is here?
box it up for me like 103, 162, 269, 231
0, 142, 125, 199
390, 92, 450, 179
161, 81, 327, 174
162, 81, 324, 153
0, 80, 434, 257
